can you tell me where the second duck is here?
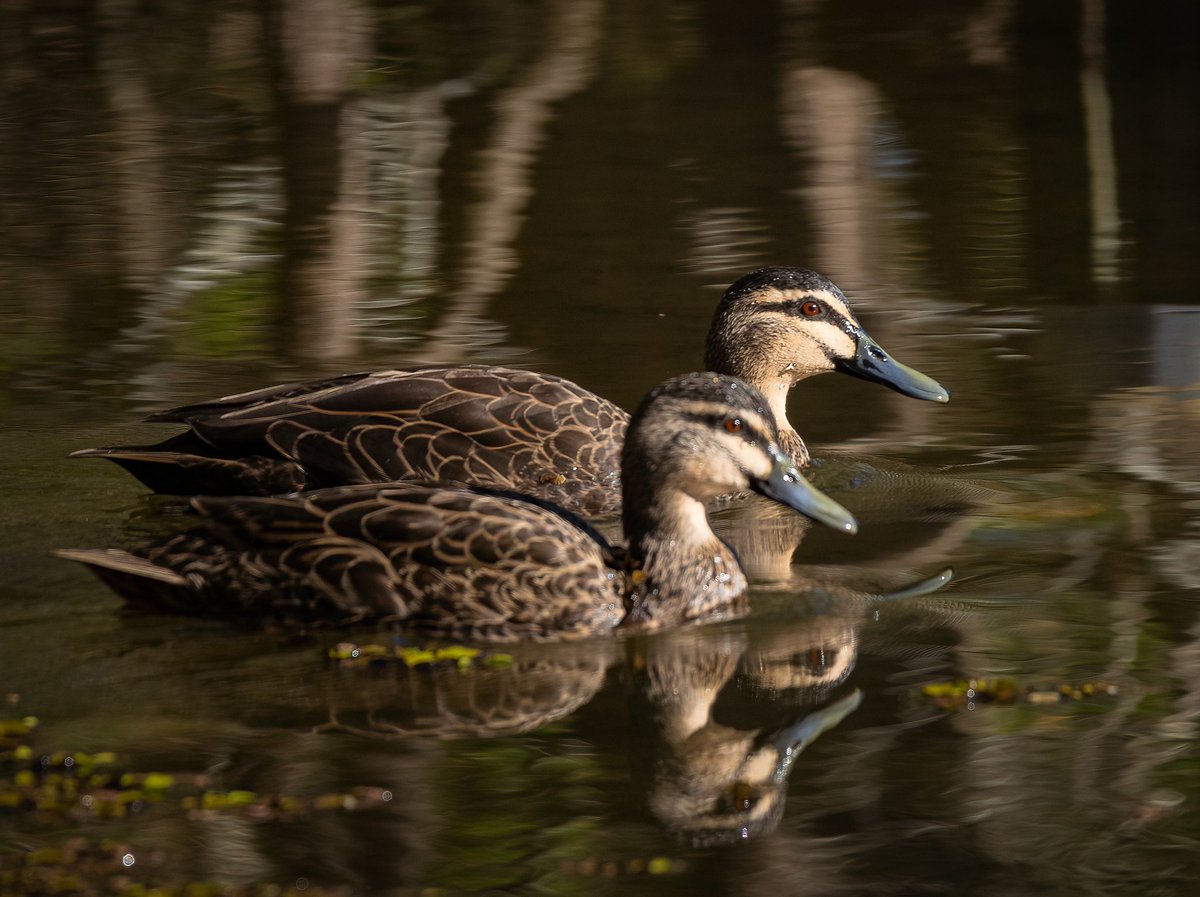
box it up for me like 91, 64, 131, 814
73, 267, 949, 516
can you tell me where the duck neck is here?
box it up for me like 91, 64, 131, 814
762, 376, 810, 467
622, 491, 748, 628
706, 326, 812, 468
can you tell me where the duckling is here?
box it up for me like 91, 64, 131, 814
58, 373, 858, 640
72, 267, 948, 516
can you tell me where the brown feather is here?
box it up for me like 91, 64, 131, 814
60, 375, 832, 640
71, 268, 942, 515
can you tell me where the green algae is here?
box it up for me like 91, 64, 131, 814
327, 642, 513, 671
920, 678, 1121, 711
0, 718, 394, 895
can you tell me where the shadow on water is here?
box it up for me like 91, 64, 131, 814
3, 0, 1200, 894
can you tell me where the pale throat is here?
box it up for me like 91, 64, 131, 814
765, 377, 800, 437
627, 489, 733, 585
639, 490, 721, 551
628, 488, 746, 623
762, 375, 809, 466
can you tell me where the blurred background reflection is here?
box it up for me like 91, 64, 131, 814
1, 0, 1198, 894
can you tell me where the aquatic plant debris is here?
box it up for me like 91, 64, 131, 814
327, 641, 513, 670
0, 718, 395, 824
1, 717, 395, 894
920, 678, 1120, 711
558, 854, 686, 877
2, 835, 349, 897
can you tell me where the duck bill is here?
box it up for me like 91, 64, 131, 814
751, 454, 858, 535
771, 689, 863, 782
835, 331, 950, 403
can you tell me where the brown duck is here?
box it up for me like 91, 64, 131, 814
59, 373, 858, 640
74, 267, 948, 516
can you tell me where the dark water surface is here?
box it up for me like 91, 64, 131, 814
3, 1, 1199, 894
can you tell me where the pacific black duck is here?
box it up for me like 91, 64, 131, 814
59, 373, 858, 640
630, 628, 862, 846
73, 267, 949, 516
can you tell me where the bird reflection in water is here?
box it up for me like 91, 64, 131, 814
182, 562, 952, 868
627, 618, 863, 847
626, 564, 952, 845
312, 639, 619, 740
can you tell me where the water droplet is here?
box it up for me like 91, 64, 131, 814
122, 854, 135, 867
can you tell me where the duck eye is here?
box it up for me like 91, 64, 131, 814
719, 781, 757, 814
795, 647, 827, 675
724, 418, 744, 434
800, 300, 822, 317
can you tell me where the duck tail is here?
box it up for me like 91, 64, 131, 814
69, 445, 304, 496
55, 548, 195, 613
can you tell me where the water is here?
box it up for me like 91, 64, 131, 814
2, 1, 1199, 894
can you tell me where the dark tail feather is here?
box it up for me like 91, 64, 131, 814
143, 371, 373, 423
55, 548, 196, 613
57, 543, 402, 625
69, 446, 305, 496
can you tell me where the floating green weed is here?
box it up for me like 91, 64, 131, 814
327, 641, 513, 671
920, 678, 1120, 711
0, 717, 395, 895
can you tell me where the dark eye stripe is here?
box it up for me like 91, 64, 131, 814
671, 399, 778, 444
750, 298, 862, 350
702, 412, 773, 444
753, 298, 850, 326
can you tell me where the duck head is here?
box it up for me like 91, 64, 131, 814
621, 372, 858, 542
704, 267, 949, 461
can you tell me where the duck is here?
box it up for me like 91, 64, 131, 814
58, 373, 858, 640
629, 627, 862, 846
72, 267, 949, 516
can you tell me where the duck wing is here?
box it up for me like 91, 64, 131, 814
61, 483, 627, 640
76, 366, 628, 514
194, 483, 627, 639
